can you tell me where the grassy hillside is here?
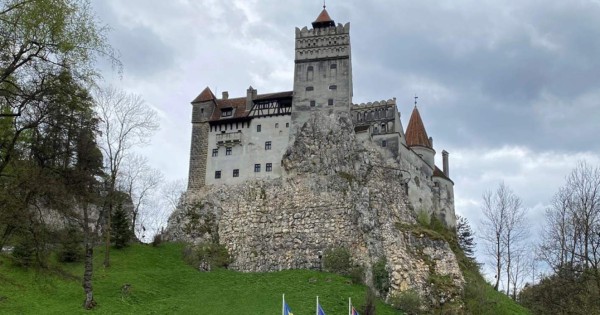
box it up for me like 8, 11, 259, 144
0, 243, 399, 314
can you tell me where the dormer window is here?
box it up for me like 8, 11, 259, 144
221, 108, 233, 117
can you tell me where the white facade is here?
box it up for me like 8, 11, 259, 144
205, 115, 291, 185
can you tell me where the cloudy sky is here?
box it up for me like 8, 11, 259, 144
91, 0, 600, 274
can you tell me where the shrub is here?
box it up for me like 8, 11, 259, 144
361, 289, 377, 315
12, 237, 36, 267
349, 265, 365, 284
57, 225, 83, 263
151, 233, 162, 247
416, 210, 430, 226
323, 247, 352, 275
183, 242, 232, 270
390, 289, 422, 315
372, 257, 390, 295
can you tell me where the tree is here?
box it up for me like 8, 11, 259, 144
456, 215, 476, 258
0, 0, 118, 176
111, 202, 130, 249
118, 154, 163, 239
480, 182, 528, 293
95, 86, 158, 267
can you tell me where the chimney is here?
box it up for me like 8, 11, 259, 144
246, 86, 257, 111
222, 91, 229, 100
442, 150, 449, 177
429, 137, 433, 148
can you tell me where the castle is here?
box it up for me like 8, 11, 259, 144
186, 6, 456, 227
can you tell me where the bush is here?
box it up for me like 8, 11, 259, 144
183, 242, 232, 270
12, 237, 36, 267
57, 225, 83, 263
416, 210, 430, 226
361, 289, 377, 315
390, 289, 422, 315
372, 257, 390, 295
151, 233, 162, 247
349, 265, 365, 284
323, 247, 352, 275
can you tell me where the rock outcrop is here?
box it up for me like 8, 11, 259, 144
166, 112, 464, 306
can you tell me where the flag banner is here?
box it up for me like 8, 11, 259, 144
351, 306, 360, 315
317, 303, 326, 315
284, 302, 294, 315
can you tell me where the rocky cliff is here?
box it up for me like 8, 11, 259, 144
166, 112, 464, 306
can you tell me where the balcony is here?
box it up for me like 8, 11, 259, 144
216, 131, 242, 146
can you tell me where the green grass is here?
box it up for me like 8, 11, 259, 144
0, 243, 401, 314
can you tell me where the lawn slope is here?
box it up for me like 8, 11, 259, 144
0, 243, 399, 314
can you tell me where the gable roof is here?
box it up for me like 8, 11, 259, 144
433, 166, 453, 183
405, 106, 432, 148
208, 91, 293, 122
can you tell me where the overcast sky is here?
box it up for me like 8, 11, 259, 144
91, 0, 600, 276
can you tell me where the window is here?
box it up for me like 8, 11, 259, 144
226, 147, 232, 155
330, 64, 337, 76
382, 140, 387, 147
330, 64, 337, 69
307, 66, 314, 81
286, 123, 289, 128
201, 108, 204, 113
257, 124, 261, 132
275, 123, 279, 128
265, 141, 272, 150
212, 149, 218, 157
221, 109, 232, 117
215, 171, 221, 179
266, 163, 272, 172
254, 164, 261, 173
329, 85, 337, 90
306, 86, 314, 91
328, 99, 334, 106
381, 124, 387, 132
310, 100, 316, 107
233, 169, 239, 177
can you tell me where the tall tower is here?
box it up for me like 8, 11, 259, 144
187, 87, 216, 191
290, 6, 353, 140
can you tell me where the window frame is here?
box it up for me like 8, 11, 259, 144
266, 163, 273, 172
265, 141, 272, 150
254, 164, 261, 173
215, 171, 221, 179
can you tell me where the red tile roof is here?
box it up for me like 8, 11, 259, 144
314, 8, 333, 23
192, 87, 216, 103
433, 166, 453, 183
405, 106, 432, 148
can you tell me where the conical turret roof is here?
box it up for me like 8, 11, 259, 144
405, 106, 432, 148
312, 7, 335, 28
192, 87, 216, 103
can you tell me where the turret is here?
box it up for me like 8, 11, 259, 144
405, 106, 435, 169
188, 87, 217, 190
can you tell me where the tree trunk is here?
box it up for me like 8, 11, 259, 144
82, 203, 96, 309
103, 188, 113, 268
494, 233, 501, 291
0, 225, 15, 252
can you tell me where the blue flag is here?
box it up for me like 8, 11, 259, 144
284, 302, 294, 315
317, 303, 326, 315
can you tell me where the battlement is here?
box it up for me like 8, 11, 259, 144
295, 23, 350, 38
295, 23, 350, 62
351, 98, 397, 109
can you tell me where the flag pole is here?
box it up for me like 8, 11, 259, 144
349, 297, 351, 315
316, 295, 319, 315
282, 294, 285, 315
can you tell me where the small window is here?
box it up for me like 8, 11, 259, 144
257, 124, 261, 132
328, 99, 334, 106
265, 141, 272, 150
286, 122, 289, 128
382, 140, 387, 147
221, 109, 233, 117
201, 108, 204, 113
329, 85, 337, 90
226, 147, 232, 155
330, 64, 337, 69
266, 163, 272, 172
275, 123, 279, 128
254, 164, 261, 173
381, 124, 387, 132
307, 66, 314, 81
233, 169, 239, 177
310, 100, 316, 107
215, 171, 221, 179
212, 149, 218, 157
306, 86, 314, 91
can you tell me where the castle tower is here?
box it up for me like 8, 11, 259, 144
187, 87, 217, 190
290, 6, 353, 140
405, 106, 436, 169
